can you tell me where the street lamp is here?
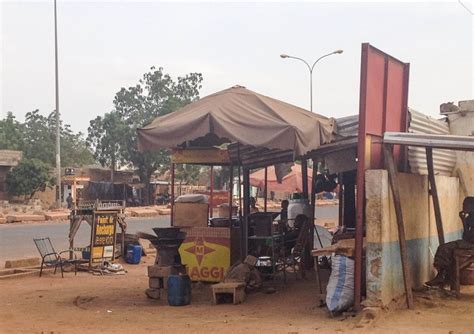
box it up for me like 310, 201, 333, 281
280, 49, 343, 112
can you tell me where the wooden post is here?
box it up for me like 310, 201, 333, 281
170, 163, 175, 226
426, 147, 445, 245
264, 167, 268, 212
383, 144, 414, 309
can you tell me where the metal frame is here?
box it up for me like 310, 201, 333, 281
354, 44, 410, 310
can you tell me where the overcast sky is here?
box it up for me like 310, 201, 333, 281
1, 1, 473, 134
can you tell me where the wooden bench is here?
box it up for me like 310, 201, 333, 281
212, 282, 246, 305
452, 248, 474, 297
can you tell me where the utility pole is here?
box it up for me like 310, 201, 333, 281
54, 0, 61, 207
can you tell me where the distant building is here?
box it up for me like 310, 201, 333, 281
0, 150, 22, 200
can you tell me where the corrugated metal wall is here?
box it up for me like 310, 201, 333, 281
407, 108, 456, 176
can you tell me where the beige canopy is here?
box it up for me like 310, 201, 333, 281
138, 86, 335, 157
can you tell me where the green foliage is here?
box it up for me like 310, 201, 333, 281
175, 164, 202, 184
5, 159, 54, 199
0, 112, 24, 150
87, 67, 203, 203
0, 110, 95, 167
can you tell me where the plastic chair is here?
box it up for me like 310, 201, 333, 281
33, 237, 78, 278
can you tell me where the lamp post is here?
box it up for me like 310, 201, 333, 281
54, 0, 61, 207
280, 49, 343, 112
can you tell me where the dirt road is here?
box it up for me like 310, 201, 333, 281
1, 256, 472, 334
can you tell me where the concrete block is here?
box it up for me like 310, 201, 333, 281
5, 257, 40, 268
130, 208, 158, 217
44, 212, 69, 221
145, 288, 161, 300
147, 265, 186, 278
6, 214, 45, 223
149, 277, 168, 289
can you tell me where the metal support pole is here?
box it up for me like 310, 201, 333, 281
209, 166, 214, 218
54, 0, 61, 207
228, 166, 233, 223
242, 168, 250, 259
170, 163, 175, 226
264, 167, 268, 212
301, 159, 309, 199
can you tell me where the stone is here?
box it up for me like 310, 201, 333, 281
145, 288, 161, 300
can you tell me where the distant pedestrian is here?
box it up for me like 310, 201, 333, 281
66, 193, 73, 209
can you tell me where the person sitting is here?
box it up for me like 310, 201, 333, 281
278, 200, 289, 234
284, 214, 307, 254
425, 198, 474, 287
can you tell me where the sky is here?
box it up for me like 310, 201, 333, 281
1, 0, 473, 134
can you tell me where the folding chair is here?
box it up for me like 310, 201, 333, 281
280, 216, 312, 280
33, 237, 78, 278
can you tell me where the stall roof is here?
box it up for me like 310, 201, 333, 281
137, 86, 335, 157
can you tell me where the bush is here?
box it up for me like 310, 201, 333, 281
5, 159, 54, 199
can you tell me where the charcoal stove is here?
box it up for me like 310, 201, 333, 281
144, 227, 188, 300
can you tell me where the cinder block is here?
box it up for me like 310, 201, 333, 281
4, 257, 40, 268
147, 265, 186, 278
149, 277, 168, 289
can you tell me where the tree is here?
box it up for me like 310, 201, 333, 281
175, 164, 202, 185
88, 67, 203, 203
5, 159, 54, 199
0, 112, 24, 150
87, 112, 126, 183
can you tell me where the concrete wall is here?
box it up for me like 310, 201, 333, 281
365, 170, 463, 306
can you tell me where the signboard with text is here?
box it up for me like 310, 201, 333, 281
90, 212, 117, 264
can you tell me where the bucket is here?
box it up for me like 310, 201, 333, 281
167, 275, 191, 306
125, 244, 142, 264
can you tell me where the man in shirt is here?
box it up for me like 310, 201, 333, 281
425, 197, 474, 287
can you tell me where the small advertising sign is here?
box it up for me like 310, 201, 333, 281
179, 227, 230, 282
90, 212, 117, 264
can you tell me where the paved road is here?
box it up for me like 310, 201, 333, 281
0, 205, 337, 265
0, 217, 171, 265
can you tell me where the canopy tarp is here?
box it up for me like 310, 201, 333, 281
250, 165, 314, 194
138, 86, 335, 157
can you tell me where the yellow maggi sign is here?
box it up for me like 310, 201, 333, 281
179, 237, 230, 282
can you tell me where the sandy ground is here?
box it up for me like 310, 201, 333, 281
1, 254, 473, 334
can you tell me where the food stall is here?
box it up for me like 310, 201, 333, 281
137, 85, 336, 283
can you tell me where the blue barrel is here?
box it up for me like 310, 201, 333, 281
125, 244, 142, 264
167, 275, 191, 306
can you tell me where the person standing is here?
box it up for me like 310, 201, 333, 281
66, 193, 73, 209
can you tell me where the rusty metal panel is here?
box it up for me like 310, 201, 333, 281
355, 43, 410, 309
408, 109, 456, 176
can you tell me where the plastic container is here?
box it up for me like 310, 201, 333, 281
287, 198, 312, 228
125, 244, 142, 264
167, 275, 191, 306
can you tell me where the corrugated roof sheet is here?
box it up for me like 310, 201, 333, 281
407, 109, 456, 176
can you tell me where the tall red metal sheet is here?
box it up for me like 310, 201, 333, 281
354, 43, 410, 309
